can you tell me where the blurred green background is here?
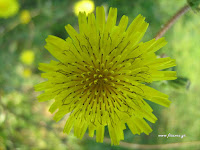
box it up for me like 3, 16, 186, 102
0, 0, 200, 149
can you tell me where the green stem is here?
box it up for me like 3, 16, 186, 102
88, 136, 200, 149
155, 4, 190, 40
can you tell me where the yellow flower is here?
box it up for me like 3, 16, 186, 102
20, 50, 35, 65
74, 0, 94, 16
23, 68, 32, 78
20, 10, 31, 24
35, 7, 177, 145
0, 0, 19, 18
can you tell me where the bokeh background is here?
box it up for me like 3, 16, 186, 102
0, 0, 200, 149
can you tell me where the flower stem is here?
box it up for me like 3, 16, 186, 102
89, 135, 200, 149
155, 4, 190, 40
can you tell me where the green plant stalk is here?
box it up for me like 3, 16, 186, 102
155, 4, 190, 40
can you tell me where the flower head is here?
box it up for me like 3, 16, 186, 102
35, 7, 177, 145
20, 50, 35, 65
0, 0, 19, 18
74, 0, 94, 16
20, 10, 31, 24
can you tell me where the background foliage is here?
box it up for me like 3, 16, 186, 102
0, 0, 200, 149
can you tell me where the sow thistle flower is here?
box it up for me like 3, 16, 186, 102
35, 6, 177, 145
20, 10, 31, 24
0, 0, 19, 18
20, 50, 35, 65
74, 0, 95, 16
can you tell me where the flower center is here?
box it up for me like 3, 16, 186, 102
76, 59, 117, 97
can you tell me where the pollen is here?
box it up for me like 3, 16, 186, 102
35, 6, 177, 145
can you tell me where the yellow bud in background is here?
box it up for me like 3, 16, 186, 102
0, 0, 19, 18
20, 50, 35, 65
23, 68, 32, 78
20, 10, 31, 24
74, 0, 95, 16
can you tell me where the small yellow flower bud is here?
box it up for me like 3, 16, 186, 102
20, 50, 35, 65
74, 0, 95, 16
0, 0, 19, 18
20, 10, 31, 24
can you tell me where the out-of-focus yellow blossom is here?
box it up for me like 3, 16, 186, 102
23, 68, 32, 78
20, 50, 35, 65
20, 10, 31, 24
74, 0, 94, 16
0, 0, 19, 18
